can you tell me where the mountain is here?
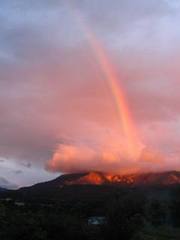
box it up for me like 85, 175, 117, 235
23, 170, 180, 188
2, 171, 180, 203
59, 171, 180, 186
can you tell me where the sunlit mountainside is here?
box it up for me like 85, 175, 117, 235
29, 171, 180, 187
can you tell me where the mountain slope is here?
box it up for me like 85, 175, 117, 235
2, 171, 180, 203
24, 170, 180, 188
63, 171, 180, 186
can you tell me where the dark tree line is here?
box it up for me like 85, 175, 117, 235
0, 187, 180, 240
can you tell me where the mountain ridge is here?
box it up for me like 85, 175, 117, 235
20, 170, 180, 190
2, 171, 180, 203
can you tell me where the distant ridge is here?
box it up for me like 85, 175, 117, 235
21, 170, 180, 190
52, 171, 180, 186
1, 171, 180, 203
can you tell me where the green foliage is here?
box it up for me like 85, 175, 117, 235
145, 200, 167, 226
101, 192, 146, 240
171, 186, 180, 227
0, 187, 180, 240
133, 226, 180, 240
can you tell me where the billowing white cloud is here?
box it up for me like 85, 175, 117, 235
0, 0, 180, 184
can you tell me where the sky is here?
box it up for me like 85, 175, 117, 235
1, 0, 180, 188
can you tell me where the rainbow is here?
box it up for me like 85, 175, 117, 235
69, 4, 142, 159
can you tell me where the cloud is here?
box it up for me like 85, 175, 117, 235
21, 162, 32, 168
0, 0, 180, 181
14, 170, 23, 174
0, 177, 17, 189
47, 141, 167, 174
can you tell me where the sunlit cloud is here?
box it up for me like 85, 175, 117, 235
0, 0, 180, 184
